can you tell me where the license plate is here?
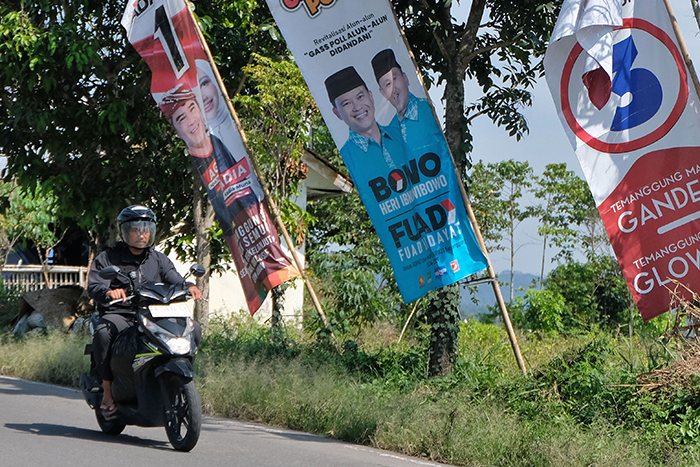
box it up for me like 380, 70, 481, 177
148, 303, 193, 318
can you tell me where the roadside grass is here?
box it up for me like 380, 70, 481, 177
0, 331, 88, 387
1, 311, 700, 465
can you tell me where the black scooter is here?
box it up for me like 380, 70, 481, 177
80, 264, 205, 452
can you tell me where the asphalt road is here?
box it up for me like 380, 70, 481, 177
0, 375, 451, 467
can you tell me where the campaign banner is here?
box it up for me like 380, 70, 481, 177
265, 0, 488, 303
545, 0, 700, 320
121, 0, 299, 314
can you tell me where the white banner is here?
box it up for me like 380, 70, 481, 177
545, 0, 700, 320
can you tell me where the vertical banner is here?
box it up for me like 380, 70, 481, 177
265, 0, 488, 303
545, 0, 700, 320
121, 0, 299, 314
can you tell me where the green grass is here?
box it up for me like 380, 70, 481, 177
0, 331, 89, 387
1, 312, 700, 466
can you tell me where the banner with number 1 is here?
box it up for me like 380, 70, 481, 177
121, 0, 299, 314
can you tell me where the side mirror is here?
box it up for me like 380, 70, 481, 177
190, 264, 206, 278
99, 265, 121, 280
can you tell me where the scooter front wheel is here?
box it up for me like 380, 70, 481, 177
162, 375, 201, 452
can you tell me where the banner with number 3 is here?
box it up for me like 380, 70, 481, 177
545, 0, 700, 320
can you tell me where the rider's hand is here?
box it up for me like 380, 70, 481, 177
106, 288, 127, 301
189, 285, 203, 301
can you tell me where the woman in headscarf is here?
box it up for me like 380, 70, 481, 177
196, 59, 236, 143
195, 60, 265, 203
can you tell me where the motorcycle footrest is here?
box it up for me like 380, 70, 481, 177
80, 373, 102, 409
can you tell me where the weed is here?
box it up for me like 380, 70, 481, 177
3, 319, 700, 465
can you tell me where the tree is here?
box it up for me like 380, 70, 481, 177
234, 53, 321, 328
0, 181, 61, 283
234, 54, 319, 243
389, 0, 560, 374
497, 160, 536, 303
0, 0, 193, 260
544, 255, 632, 331
16, 183, 65, 287
470, 160, 535, 302
191, 176, 216, 328
580, 203, 614, 260
532, 163, 592, 287
392, 0, 559, 170
307, 188, 404, 337
0, 1, 289, 327
468, 161, 510, 253
192, 0, 288, 98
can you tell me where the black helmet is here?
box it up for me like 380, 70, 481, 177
118, 205, 156, 249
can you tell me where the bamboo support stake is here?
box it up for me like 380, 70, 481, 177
452, 158, 527, 374
663, 0, 700, 100
187, 4, 330, 328
461, 191, 527, 375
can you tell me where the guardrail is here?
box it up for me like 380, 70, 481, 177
1, 265, 88, 291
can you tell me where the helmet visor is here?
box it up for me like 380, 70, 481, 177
120, 220, 156, 249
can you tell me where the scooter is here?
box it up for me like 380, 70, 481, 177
80, 263, 205, 452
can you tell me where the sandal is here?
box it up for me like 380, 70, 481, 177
101, 401, 118, 420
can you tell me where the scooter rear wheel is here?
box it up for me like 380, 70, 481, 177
95, 408, 126, 435
162, 375, 201, 452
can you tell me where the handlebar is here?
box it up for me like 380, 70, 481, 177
107, 295, 134, 306
104, 293, 207, 307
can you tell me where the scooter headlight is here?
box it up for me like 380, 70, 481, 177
140, 316, 193, 355
165, 336, 191, 355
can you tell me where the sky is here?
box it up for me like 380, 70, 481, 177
426, 0, 700, 277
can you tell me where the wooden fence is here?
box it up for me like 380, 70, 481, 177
2, 265, 88, 291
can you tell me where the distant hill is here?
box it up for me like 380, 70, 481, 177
459, 270, 539, 319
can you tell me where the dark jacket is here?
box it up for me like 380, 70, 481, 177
88, 242, 189, 314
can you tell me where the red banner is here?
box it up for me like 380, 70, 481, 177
122, 0, 299, 313
545, 0, 700, 320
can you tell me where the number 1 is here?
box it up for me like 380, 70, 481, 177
154, 4, 188, 79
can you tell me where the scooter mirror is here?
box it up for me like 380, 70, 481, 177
190, 264, 206, 278
99, 265, 121, 280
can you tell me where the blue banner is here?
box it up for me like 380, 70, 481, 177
266, 0, 488, 302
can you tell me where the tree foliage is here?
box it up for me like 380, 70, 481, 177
533, 163, 595, 285
234, 54, 319, 247
0, 180, 59, 266
0, 0, 292, 265
470, 160, 536, 302
0, 0, 193, 255
392, 0, 560, 170
544, 255, 632, 331
307, 190, 404, 336
192, 0, 287, 98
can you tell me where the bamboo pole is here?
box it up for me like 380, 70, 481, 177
460, 191, 527, 375
186, 4, 330, 328
662, 0, 700, 99
390, 6, 527, 375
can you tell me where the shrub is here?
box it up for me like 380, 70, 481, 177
516, 289, 567, 334
0, 284, 24, 330
545, 255, 632, 331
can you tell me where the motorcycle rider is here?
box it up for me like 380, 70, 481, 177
87, 205, 203, 417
